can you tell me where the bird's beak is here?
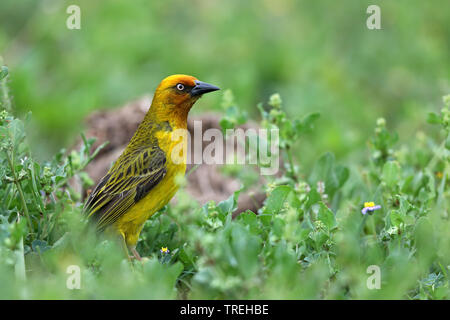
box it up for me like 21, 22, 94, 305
190, 80, 220, 97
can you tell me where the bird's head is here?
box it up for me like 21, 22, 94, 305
150, 74, 220, 125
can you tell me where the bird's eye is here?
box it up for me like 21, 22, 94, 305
176, 83, 185, 91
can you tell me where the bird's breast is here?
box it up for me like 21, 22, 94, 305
116, 128, 187, 228
156, 125, 188, 167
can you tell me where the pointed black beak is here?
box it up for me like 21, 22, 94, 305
190, 80, 220, 97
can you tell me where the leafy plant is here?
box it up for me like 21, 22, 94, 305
0, 66, 448, 299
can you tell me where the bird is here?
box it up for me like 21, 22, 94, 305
83, 74, 220, 260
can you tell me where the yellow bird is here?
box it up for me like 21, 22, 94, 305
84, 75, 220, 260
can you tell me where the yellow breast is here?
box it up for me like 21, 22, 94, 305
115, 128, 187, 246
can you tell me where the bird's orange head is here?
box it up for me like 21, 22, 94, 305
149, 74, 220, 126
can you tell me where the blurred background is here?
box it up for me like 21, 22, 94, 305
1, 0, 449, 169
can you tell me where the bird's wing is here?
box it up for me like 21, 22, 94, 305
84, 145, 167, 231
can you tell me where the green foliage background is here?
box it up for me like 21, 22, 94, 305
1, 0, 449, 166
0, 0, 449, 299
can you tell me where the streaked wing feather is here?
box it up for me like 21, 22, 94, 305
84, 145, 166, 231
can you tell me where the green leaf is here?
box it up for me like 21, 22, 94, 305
309, 152, 335, 185
7, 118, 26, 146
382, 161, 400, 188
219, 118, 234, 131
317, 202, 336, 230
230, 224, 261, 278
217, 188, 241, 215
0, 66, 8, 80
403, 214, 415, 226
335, 165, 350, 188
414, 217, 436, 259
426, 112, 441, 125
390, 210, 403, 227
295, 112, 320, 135
309, 152, 348, 198
31, 239, 51, 253
272, 217, 286, 237
237, 210, 260, 235
264, 185, 293, 214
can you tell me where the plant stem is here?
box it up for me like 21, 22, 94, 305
186, 164, 200, 177
5, 150, 33, 234
15, 237, 26, 282
371, 214, 377, 237
0, 75, 12, 112
285, 146, 298, 181
359, 213, 368, 234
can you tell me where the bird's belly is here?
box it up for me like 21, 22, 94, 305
115, 163, 185, 246
114, 128, 187, 246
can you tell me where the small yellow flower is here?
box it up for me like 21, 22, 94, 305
160, 247, 169, 254
364, 202, 375, 208
436, 172, 443, 179
362, 201, 381, 215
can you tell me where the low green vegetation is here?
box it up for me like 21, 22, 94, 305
1, 65, 448, 299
